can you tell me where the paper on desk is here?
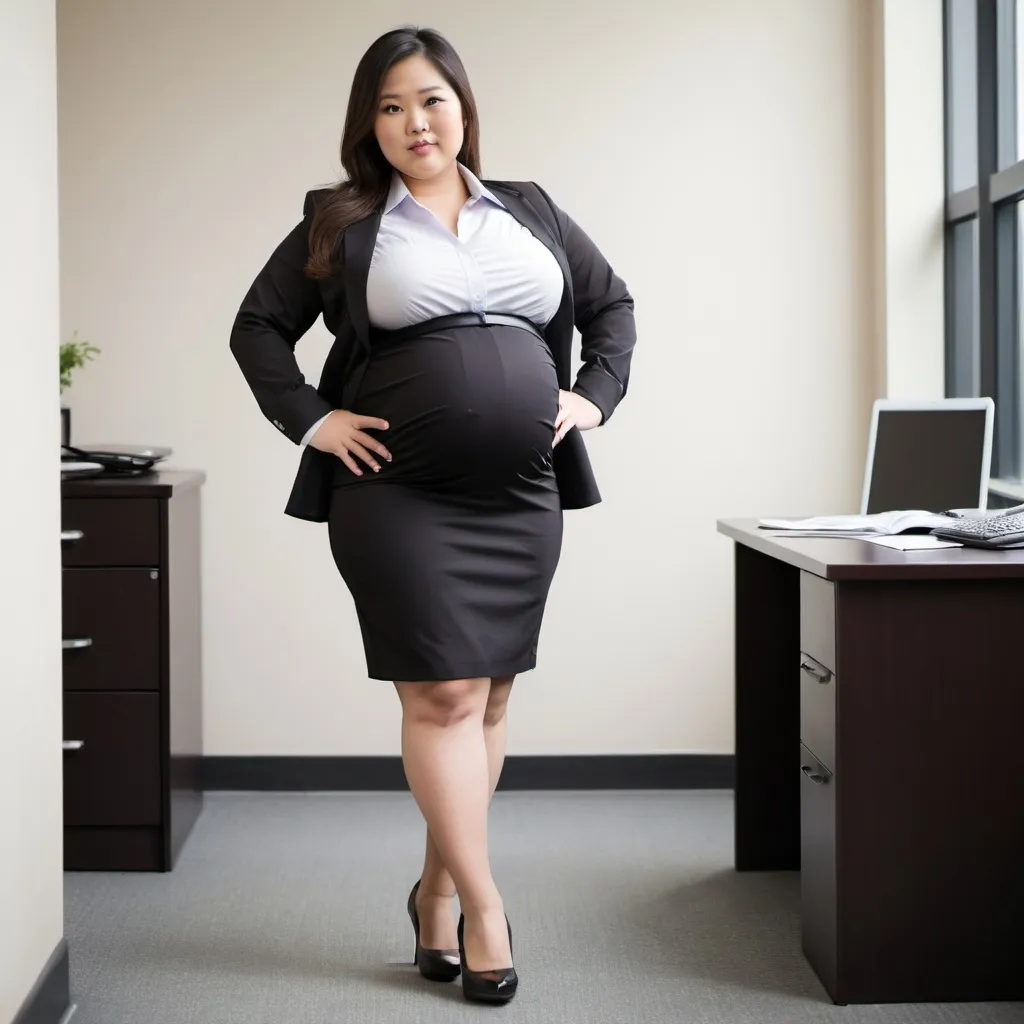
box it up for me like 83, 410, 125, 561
764, 530, 876, 538
863, 534, 962, 551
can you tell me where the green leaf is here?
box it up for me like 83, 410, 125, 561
59, 331, 101, 393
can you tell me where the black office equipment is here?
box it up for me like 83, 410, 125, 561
931, 503, 1024, 547
61, 445, 168, 476
860, 398, 994, 514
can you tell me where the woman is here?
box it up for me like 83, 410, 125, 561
230, 26, 635, 1005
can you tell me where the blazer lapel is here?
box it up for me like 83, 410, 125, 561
342, 210, 382, 352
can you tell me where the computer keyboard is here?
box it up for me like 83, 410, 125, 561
932, 508, 1024, 548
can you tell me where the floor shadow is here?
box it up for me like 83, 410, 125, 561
616, 866, 833, 1003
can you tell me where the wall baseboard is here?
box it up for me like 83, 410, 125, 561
202, 754, 734, 791
12, 939, 71, 1024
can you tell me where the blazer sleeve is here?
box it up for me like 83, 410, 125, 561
531, 182, 636, 424
229, 190, 335, 443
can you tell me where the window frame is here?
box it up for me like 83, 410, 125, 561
944, 0, 1023, 483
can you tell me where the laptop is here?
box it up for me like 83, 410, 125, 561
860, 398, 995, 514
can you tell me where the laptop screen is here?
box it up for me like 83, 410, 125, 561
865, 408, 990, 514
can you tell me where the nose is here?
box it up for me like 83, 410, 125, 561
408, 109, 430, 135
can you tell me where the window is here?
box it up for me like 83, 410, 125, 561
945, 0, 1024, 482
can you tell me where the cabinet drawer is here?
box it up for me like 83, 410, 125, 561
61, 498, 160, 567
800, 654, 836, 770
63, 568, 161, 691
800, 571, 836, 673
800, 743, 838, 999
63, 692, 161, 826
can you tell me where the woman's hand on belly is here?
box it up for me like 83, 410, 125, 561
553, 390, 602, 447
309, 409, 392, 477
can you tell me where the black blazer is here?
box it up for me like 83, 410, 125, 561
229, 180, 636, 522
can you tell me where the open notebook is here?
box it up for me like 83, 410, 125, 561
756, 509, 981, 538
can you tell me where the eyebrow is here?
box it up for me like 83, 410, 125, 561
380, 85, 444, 100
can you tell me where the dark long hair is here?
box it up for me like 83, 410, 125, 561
305, 27, 482, 279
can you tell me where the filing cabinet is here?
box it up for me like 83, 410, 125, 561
61, 470, 205, 871
798, 571, 838, 1000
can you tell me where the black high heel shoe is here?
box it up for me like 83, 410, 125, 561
407, 881, 461, 982
457, 912, 518, 1004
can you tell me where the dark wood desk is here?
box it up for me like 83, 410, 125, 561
717, 519, 1024, 1005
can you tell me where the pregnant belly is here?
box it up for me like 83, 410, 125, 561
345, 325, 559, 489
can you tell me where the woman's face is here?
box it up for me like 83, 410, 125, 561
374, 53, 465, 182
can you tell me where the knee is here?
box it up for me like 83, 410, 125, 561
402, 678, 489, 727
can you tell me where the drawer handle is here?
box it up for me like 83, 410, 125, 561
800, 658, 832, 684
61, 529, 84, 543
801, 764, 830, 785
62, 638, 93, 650
62, 740, 85, 751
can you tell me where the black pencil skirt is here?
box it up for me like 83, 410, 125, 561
327, 314, 564, 682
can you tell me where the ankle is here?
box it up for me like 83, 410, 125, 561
460, 893, 505, 918
417, 880, 456, 901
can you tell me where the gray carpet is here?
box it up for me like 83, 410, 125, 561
63, 791, 1024, 1024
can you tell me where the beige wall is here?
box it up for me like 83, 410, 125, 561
0, 1, 64, 1021
877, 0, 947, 399
54, 0, 901, 759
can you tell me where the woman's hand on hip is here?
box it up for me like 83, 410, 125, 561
553, 390, 602, 447
309, 410, 392, 476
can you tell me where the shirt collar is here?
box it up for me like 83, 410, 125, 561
383, 162, 504, 215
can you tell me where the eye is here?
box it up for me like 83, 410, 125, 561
425, 96, 442, 106
382, 104, 401, 114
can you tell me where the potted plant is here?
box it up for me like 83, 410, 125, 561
60, 332, 100, 446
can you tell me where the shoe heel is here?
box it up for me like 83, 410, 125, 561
457, 912, 518, 1004
408, 881, 461, 982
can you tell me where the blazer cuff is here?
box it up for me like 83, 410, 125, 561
300, 410, 333, 447
572, 365, 623, 425
271, 386, 335, 445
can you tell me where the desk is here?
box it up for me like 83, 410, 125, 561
717, 519, 1024, 1005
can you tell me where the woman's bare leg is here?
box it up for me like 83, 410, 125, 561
396, 677, 513, 971
415, 676, 515, 949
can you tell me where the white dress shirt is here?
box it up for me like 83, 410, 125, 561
301, 163, 565, 446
